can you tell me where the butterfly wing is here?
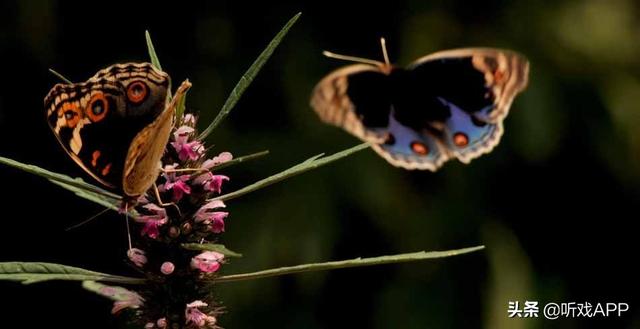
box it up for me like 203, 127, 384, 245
310, 64, 450, 170
122, 80, 191, 198
404, 48, 529, 163
45, 63, 170, 192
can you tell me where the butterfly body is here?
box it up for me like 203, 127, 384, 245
311, 47, 529, 170
45, 63, 191, 203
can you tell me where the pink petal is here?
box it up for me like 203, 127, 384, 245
127, 248, 147, 267
202, 152, 233, 169
191, 251, 224, 273
211, 218, 225, 233
173, 126, 195, 144
205, 175, 229, 193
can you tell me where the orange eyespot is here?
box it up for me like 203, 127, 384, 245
86, 92, 109, 122
410, 141, 429, 155
59, 102, 81, 128
127, 81, 148, 104
453, 132, 469, 147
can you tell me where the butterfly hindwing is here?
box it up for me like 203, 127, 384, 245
45, 63, 170, 193
311, 64, 452, 170
406, 48, 529, 163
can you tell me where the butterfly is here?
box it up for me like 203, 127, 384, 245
311, 39, 529, 171
44, 63, 191, 205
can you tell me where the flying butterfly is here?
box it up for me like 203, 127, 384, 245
311, 39, 529, 170
45, 63, 191, 206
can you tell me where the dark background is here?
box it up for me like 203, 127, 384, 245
1, 1, 639, 328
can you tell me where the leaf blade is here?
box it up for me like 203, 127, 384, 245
0, 262, 145, 285
0, 156, 120, 201
198, 12, 301, 140
210, 150, 269, 171
212, 143, 369, 202
181, 243, 243, 257
214, 246, 485, 283
145, 30, 162, 71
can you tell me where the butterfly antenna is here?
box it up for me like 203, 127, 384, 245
48, 68, 73, 84
64, 207, 110, 231
380, 37, 391, 67
125, 203, 133, 250
322, 50, 385, 67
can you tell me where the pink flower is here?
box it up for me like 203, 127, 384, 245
202, 152, 233, 169
161, 165, 192, 201
135, 204, 168, 239
127, 248, 147, 267
161, 261, 175, 275
173, 126, 194, 144
156, 318, 167, 329
191, 251, 225, 273
98, 286, 144, 314
185, 301, 217, 327
173, 140, 205, 161
171, 126, 204, 161
210, 213, 227, 233
194, 200, 228, 233
145, 323, 155, 329
193, 173, 229, 194
183, 113, 197, 126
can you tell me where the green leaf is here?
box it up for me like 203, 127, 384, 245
198, 12, 301, 140
0, 262, 145, 285
214, 246, 485, 283
0, 156, 120, 201
82, 281, 141, 302
181, 243, 243, 257
48, 68, 73, 84
212, 142, 369, 202
49, 180, 121, 211
210, 150, 269, 171
145, 30, 162, 71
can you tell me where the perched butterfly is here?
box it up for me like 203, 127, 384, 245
311, 39, 529, 170
45, 63, 191, 205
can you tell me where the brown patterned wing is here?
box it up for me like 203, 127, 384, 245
310, 64, 391, 143
409, 48, 529, 123
44, 63, 170, 192
122, 80, 191, 199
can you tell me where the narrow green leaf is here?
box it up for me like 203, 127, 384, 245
210, 150, 269, 171
198, 12, 301, 140
214, 246, 485, 283
82, 281, 142, 302
49, 180, 121, 211
212, 143, 369, 202
181, 243, 243, 257
0, 156, 120, 201
48, 69, 73, 84
0, 262, 145, 285
145, 30, 162, 71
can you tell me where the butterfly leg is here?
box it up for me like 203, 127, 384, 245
160, 168, 208, 174
152, 183, 183, 216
